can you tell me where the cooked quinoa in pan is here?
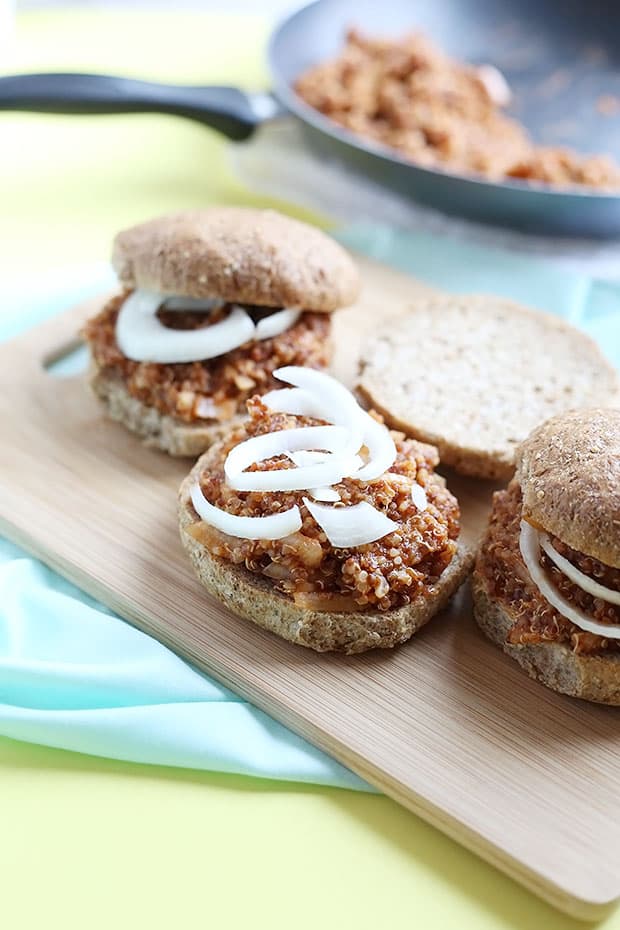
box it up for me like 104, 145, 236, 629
295, 28, 620, 190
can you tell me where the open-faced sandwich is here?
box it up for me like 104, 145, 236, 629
473, 408, 620, 704
83, 207, 359, 455
178, 366, 473, 653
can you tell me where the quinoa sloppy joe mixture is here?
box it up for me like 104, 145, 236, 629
478, 481, 620, 655
295, 28, 620, 190
83, 293, 331, 424
185, 397, 461, 612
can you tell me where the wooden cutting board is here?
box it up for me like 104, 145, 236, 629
1, 256, 619, 920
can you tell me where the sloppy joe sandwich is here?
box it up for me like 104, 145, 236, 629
473, 408, 620, 704
358, 294, 620, 479
83, 208, 359, 456
178, 366, 473, 653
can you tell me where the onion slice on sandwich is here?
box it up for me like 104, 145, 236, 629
287, 450, 330, 467
287, 450, 363, 471
355, 416, 397, 481
116, 291, 255, 363
271, 367, 397, 479
116, 292, 303, 364
285, 452, 344, 502
190, 484, 301, 540
274, 366, 365, 453
225, 425, 357, 492
519, 521, 620, 640
303, 498, 398, 548
410, 483, 428, 511
539, 533, 620, 606
261, 387, 326, 419
308, 488, 342, 502
255, 308, 301, 340
274, 366, 362, 420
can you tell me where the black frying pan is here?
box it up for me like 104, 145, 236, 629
2, 0, 620, 237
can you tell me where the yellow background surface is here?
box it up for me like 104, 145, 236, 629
0, 11, 615, 929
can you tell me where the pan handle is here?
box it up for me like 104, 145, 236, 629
0, 72, 276, 140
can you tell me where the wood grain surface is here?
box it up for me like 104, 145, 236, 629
1, 256, 618, 920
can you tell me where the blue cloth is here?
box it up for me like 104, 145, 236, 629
1, 227, 618, 785
0, 538, 366, 788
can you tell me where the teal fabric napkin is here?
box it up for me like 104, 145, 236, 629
0, 538, 366, 787
1, 226, 618, 785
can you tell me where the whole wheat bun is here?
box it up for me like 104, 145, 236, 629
112, 207, 360, 311
516, 408, 620, 569
357, 294, 620, 480
178, 459, 474, 654
90, 368, 244, 457
472, 570, 620, 705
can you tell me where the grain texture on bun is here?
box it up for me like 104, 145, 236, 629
112, 207, 360, 311
357, 294, 620, 479
517, 408, 620, 569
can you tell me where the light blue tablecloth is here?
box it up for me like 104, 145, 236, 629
1, 225, 618, 786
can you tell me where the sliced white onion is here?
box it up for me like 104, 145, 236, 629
273, 366, 396, 480
476, 64, 512, 106
274, 366, 365, 454
519, 521, 620, 640
269, 368, 397, 480
261, 387, 326, 419
355, 417, 397, 481
288, 452, 351, 501
303, 498, 398, 548
225, 425, 355, 492
411, 483, 428, 511
274, 366, 361, 415
255, 308, 301, 340
163, 296, 224, 311
195, 397, 219, 420
309, 487, 342, 503
288, 449, 364, 472
190, 484, 301, 540
116, 291, 255, 363
288, 451, 349, 501
287, 450, 331, 467
116, 291, 303, 364
539, 533, 620, 607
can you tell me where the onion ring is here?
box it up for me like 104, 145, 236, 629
519, 521, 620, 640
190, 484, 302, 540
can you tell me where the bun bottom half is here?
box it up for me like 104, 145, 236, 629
178, 465, 474, 654
472, 570, 620, 705
91, 367, 244, 457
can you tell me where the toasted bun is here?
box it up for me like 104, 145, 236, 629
90, 366, 243, 457
112, 207, 360, 312
516, 408, 620, 569
178, 463, 474, 654
357, 294, 620, 480
472, 569, 620, 705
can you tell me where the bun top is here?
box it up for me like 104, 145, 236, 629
356, 293, 620, 480
516, 408, 620, 568
112, 207, 360, 312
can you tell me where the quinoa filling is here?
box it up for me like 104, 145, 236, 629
295, 28, 620, 190
185, 397, 460, 612
83, 292, 331, 424
478, 480, 620, 654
